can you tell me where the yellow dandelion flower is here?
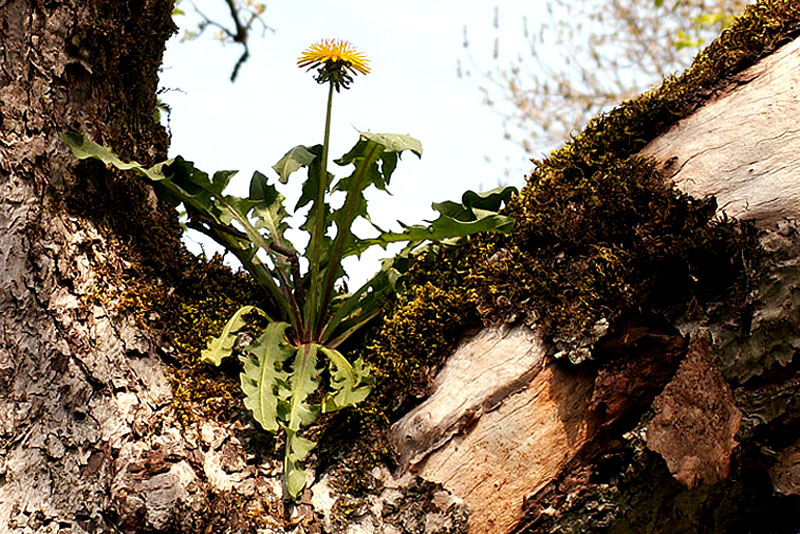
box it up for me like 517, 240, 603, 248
297, 39, 370, 91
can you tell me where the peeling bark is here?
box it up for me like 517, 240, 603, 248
645, 337, 742, 489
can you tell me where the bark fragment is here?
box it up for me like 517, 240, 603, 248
646, 336, 742, 489
770, 439, 800, 496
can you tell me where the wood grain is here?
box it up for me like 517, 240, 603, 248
642, 37, 800, 226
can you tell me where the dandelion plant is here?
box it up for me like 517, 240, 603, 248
61, 38, 516, 499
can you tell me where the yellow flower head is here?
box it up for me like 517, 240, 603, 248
297, 39, 370, 91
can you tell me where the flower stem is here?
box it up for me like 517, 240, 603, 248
306, 82, 335, 338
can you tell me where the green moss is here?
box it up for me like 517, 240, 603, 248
357, 273, 481, 424
343, 0, 797, 430
129, 253, 267, 425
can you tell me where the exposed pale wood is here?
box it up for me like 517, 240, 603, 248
641, 37, 800, 226
414, 362, 596, 534
389, 326, 595, 533
390, 326, 546, 472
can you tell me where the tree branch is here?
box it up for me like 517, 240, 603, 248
186, 0, 273, 81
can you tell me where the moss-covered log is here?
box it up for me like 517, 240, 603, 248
380, 2, 800, 533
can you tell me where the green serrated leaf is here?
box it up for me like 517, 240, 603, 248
462, 185, 517, 212
325, 137, 389, 264
284, 428, 316, 498
335, 132, 421, 190
433, 185, 518, 223
280, 343, 323, 499
296, 144, 336, 323
286, 343, 322, 431
320, 347, 372, 412
273, 145, 316, 184
60, 132, 144, 171
249, 170, 276, 203
295, 145, 330, 209
62, 129, 514, 504
308, 139, 387, 327
61, 132, 184, 193
61, 133, 221, 215
346, 184, 516, 258
212, 170, 239, 193
430, 200, 475, 222
60, 133, 297, 332
387, 213, 513, 245
239, 321, 293, 432
200, 305, 269, 366
249, 171, 293, 253
359, 132, 423, 157
285, 427, 317, 461
216, 194, 255, 227
323, 133, 425, 270
162, 157, 216, 199
347, 211, 514, 259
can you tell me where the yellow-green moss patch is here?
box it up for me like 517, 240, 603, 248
132, 253, 267, 425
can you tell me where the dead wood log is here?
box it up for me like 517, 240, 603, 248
387, 33, 800, 534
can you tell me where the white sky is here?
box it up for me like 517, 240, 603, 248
160, 1, 547, 284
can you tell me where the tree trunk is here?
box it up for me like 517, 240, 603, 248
0, 2, 209, 532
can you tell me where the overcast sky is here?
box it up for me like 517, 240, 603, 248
160, 1, 548, 283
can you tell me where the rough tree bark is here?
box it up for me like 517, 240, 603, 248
0, 2, 195, 532
2, 2, 800, 534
